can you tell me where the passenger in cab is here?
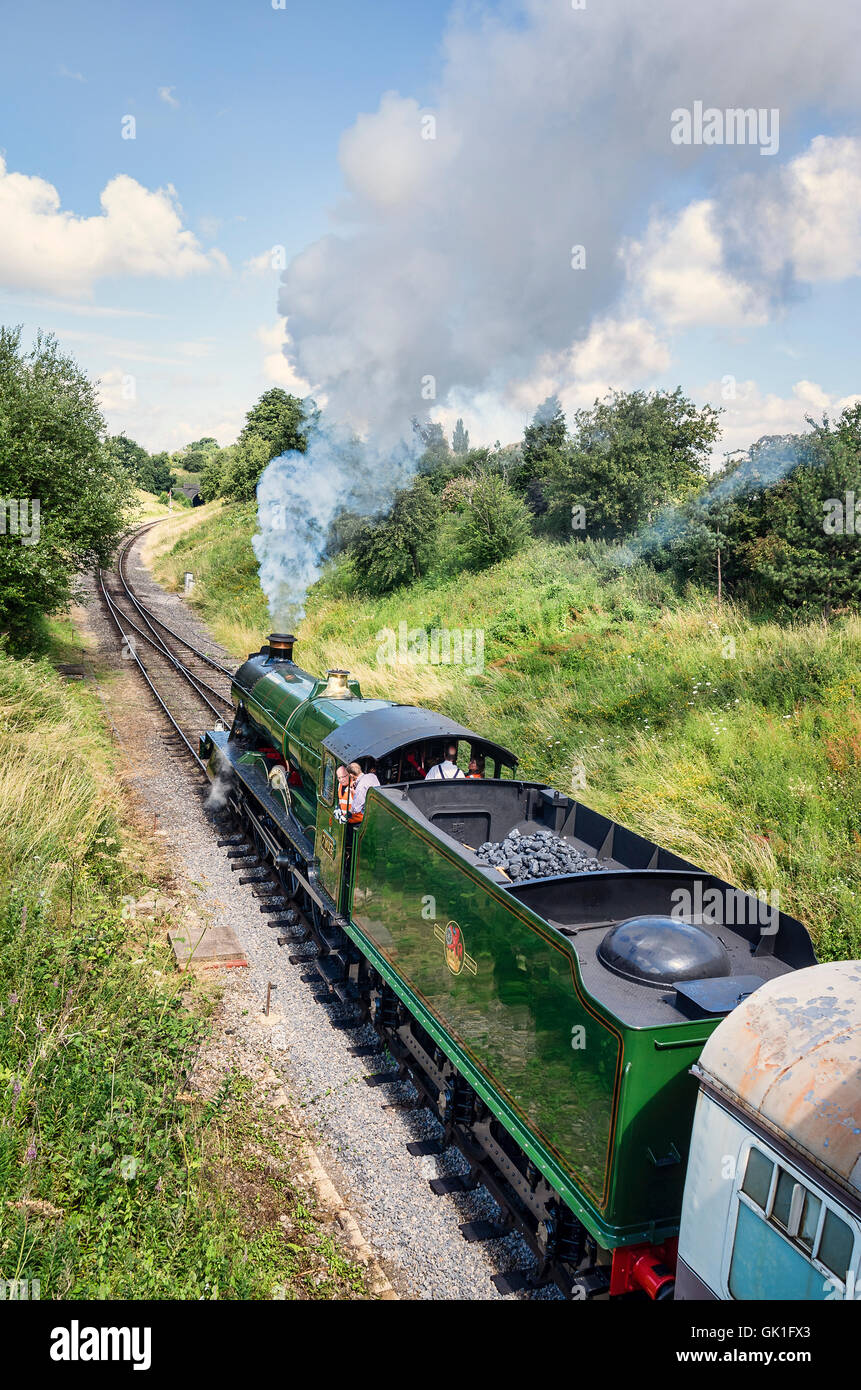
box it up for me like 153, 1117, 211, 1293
426, 744, 465, 780
466, 755, 485, 779
404, 748, 426, 780
348, 759, 380, 822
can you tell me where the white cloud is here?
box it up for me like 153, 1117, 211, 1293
96, 366, 243, 451
59, 327, 217, 367
59, 65, 86, 82
509, 316, 672, 415
256, 321, 314, 395
244, 248, 279, 276
704, 377, 861, 458
436, 316, 671, 446
0, 155, 227, 297
753, 135, 861, 283
624, 201, 768, 328
280, 0, 861, 441
158, 86, 179, 108
0, 294, 164, 319
626, 135, 861, 331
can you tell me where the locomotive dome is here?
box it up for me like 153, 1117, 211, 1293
598, 915, 731, 988
696, 959, 861, 1201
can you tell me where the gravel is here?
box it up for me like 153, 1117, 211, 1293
77, 531, 563, 1300
476, 827, 604, 880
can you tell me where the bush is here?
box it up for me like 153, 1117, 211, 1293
453, 470, 531, 570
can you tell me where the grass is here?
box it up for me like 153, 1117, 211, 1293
129, 488, 175, 526
0, 639, 369, 1299
151, 504, 861, 961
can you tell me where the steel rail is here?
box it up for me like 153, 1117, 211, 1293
101, 561, 230, 721
115, 523, 233, 678
97, 565, 210, 774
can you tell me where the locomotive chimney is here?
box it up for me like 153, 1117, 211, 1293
268, 632, 295, 661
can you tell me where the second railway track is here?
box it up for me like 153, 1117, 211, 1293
98, 524, 234, 769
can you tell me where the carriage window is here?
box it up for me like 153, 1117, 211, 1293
741, 1147, 773, 1208
736, 1146, 855, 1288
819, 1208, 853, 1281
797, 1189, 822, 1252
321, 755, 335, 805
771, 1168, 797, 1230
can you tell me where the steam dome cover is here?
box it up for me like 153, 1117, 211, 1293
598, 915, 731, 988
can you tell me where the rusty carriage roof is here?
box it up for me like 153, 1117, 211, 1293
696, 959, 861, 1199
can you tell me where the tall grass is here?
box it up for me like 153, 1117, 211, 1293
152, 505, 861, 960
0, 648, 366, 1298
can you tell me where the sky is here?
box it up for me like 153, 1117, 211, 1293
1, 0, 861, 461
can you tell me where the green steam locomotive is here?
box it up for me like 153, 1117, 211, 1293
201, 632, 819, 1299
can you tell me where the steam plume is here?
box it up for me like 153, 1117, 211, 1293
256, 0, 861, 620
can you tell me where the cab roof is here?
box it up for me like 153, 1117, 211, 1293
320, 703, 517, 768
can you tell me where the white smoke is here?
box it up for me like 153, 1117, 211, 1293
278, 0, 861, 433
253, 415, 417, 627
255, 0, 861, 619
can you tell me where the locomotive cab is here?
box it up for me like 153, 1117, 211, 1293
315, 706, 517, 912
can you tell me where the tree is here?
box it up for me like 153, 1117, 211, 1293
0, 327, 133, 651
220, 436, 271, 503
240, 389, 308, 460
452, 418, 470, 455
173, 436, 218, 468
199, 446, 229, 503
105, 433, 149, 478
350, 478, 438, 594
452, 470, 532, 570
543, 388, 719, 540
520, 395, 567, 477
105, 435, 175, 494
144, 451, 176, 494
648, 418, 861, 617
412, 417, 452, 479
733, 423, 861, 616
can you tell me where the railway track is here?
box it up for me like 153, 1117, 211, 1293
98, 522, 559, 1298
98, 524, 234, 771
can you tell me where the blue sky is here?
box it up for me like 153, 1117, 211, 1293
0, 0, 448, 449
1, 0, 860, 459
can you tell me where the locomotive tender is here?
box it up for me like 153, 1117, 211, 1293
201, 632, 855, 1300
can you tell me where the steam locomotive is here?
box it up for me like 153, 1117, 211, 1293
201, 633, 860, 1300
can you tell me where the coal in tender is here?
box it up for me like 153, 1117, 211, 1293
475, 827, 603, 881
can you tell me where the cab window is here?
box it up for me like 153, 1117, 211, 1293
320, 754, 336, 806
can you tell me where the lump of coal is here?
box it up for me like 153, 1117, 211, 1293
475, 829, 604, 882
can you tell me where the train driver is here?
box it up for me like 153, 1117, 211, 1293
348, 759, 380, 823
336, 763, 352, 815
426, 743, 465, 780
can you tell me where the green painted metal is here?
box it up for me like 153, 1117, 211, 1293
235, 664, 386, 834
229, 660, 726, 1250
345, 791, 719, 1248
314, 752, 350, 910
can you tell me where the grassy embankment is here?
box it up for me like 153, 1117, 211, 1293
150, 502, 861, 962
0, 622, 367, 1299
